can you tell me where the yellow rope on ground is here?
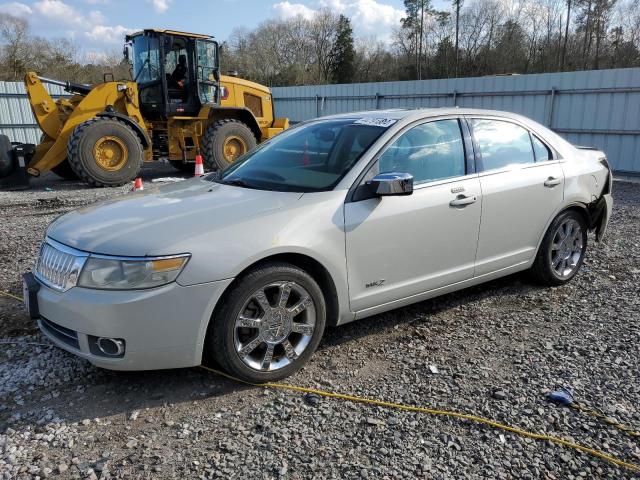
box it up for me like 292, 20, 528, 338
0, 289, 23, 302
1, 289, 637, 472
571, 403, 640, 438
199, 365, 640, 473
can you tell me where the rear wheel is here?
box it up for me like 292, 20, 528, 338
208, 262, 326, 383
202, 119, 256, 170
67, 117, 143, 187
531, 210, 588, 285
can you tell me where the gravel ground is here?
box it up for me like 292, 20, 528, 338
1, 169, 639, 479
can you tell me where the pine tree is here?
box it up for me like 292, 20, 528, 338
329, 15, 355, 84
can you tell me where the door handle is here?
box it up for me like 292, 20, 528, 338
449, 195, 477, 207
544, 176, 562, 187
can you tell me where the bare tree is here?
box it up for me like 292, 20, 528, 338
0, 14, 31, 81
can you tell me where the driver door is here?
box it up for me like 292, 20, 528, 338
344, 118, 482, 313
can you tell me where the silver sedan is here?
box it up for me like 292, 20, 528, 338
24, 108, 613, 382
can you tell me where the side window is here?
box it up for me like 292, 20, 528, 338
243, 92, 263, 118
531, 134, 552, 162
378, 119, 466, 184
470, 119, 535, 171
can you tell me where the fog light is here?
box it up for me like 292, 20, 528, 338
96, 337, 125, 357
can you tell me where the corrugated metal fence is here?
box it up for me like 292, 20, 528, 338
1, 69, 639, 173
0, 81, 68, 144
272, 68, 640, 174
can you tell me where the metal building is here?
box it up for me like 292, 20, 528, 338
272, 68, 640, 174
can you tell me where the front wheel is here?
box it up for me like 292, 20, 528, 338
67, 117, 144, 187
208, 263, 326, 383
531, 210, 588, 286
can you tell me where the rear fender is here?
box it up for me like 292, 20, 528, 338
206, 106, 262, 141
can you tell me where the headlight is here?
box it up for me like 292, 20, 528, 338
77, 255, 189, 290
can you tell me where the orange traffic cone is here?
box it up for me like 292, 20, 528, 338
194, 153, 204, 177
131, 177, 143, 192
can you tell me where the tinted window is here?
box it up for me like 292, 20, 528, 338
379, 119, 466, 184
471, 119, 535, 171
531, 134, 552, 162
216, 119, 388, 192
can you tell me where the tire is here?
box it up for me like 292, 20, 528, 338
51, 160, 78, 180
67, 117, 144, 187
0, 134, 14, 177
208, 262, 326, 383
530, 210, 588, 286
202, 119, 257, 170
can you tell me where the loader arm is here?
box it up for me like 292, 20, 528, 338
25, 73, 148, 176
24, 72, 63, 141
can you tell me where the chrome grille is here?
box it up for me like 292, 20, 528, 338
35, 239, 87, 291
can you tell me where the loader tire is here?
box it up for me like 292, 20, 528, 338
203, 119, 256, 170
67, 117, 143, 187
0, 135, 13, 177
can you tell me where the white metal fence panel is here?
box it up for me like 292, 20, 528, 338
0, 81, 68, 144
272, 68, 640, 174
1, 70, 638, 173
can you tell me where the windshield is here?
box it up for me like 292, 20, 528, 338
131, 35, 162, 105
132, 35, 161, 83
214, 119, 390, 192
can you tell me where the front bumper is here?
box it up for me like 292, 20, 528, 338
34, 277, 233, 370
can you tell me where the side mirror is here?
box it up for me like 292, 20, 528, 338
368, 172, 413, 196
122, 42, 132, 62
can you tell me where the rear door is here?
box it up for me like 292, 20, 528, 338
344, 117, 482, 312
468, 117, 564, 276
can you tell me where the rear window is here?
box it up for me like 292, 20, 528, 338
531, 134, 552, 162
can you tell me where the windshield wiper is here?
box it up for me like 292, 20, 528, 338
217, 178, 259, 189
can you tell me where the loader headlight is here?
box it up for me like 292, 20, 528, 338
77, 254, 189, 290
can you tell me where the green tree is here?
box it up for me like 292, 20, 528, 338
329, 15, 356, 84
401, 0, 434, 79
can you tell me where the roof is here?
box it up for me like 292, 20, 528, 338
316, 108, 559, 131
323, 107, 531, 121
126, 29, 213, 40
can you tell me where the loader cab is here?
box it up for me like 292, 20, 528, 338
125, 29, 220, 120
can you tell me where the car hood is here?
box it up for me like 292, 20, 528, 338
47, 178, 303, 256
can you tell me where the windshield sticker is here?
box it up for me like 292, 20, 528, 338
353, 118, 397, 128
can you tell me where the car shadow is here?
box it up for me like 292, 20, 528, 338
5, 272, 545, 427
318, 271, 545, 349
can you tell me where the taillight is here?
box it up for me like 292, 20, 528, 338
220, 86, 229, 100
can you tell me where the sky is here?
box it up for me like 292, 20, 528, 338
0, 0, 449, 58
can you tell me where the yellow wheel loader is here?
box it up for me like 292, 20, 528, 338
0, 29, 289, 188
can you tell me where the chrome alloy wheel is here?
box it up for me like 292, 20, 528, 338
550, 218, 584, 278
233, 281, 316, 372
